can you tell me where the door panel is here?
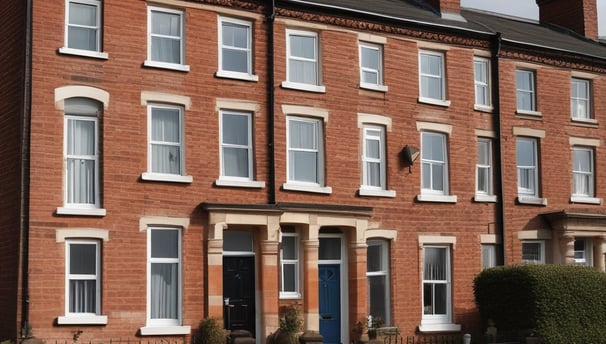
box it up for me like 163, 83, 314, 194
319, 264, 341, 344
223, 256, 255, 336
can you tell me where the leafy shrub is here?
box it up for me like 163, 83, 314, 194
267, 304, 303, 344
195, 317, 226, 344
474, 264, 606, 344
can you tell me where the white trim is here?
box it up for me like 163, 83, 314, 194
474, 104, 493, 112
143, 60, 190, 72
63, 0, 103, 55
365, 229, 397, 241
359, 41, 387, 92
518, 230, 552, 240
570, 196, 603, 205
215, 70, 259, 81
572, 118, 598, 125
215, 179, 265, 188
473, 56, 491, 109
55, 85, 109, 110
517, 196, 548, 206
416, 194, 457, 203
475, 129, 496, 138
285, 29, 323, 90
139, 326, 191, 336
139, 216, 190, 232
217, 16, 257, 81
516, 109, 542, 117
57, 315, 108, 325
58, 47, 108, 59
418, 323, 461, 333
418, 50, 448, 104
357, 33, 386, 44
361, 84, 389, 92
480, 234, 500, 244
418, 235, 456, 245
219, 110, 255, 182
359, 187, 396, 198
216, 98, 259, 112
418, 97, 451, 107
56, 207, 107, 216
473, 194, 497, 203
141, 173, 193, 183
146, 6, 187, 70
282, 183, 332, 194
281, 81, 326, 93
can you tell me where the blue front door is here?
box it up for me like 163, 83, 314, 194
319, 264, 341, 344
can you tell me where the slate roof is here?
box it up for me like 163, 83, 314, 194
280, 0, 606, 59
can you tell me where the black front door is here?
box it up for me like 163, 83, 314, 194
223, 256, 255, 335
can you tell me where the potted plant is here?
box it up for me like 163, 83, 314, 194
367, 315, 384, 340
195, 317, 226, 344
267, 304, 303, 344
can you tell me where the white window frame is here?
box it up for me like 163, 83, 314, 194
574, 238, 593, 266
145, 6, 189, 72
473, 57, 491, 111
418, 50, 450, 107
143, 104, 192, 183
572, 147, 595, 198
146, 227, 183, 328
282, 29, 325, 93
62, 99, 103, 215
475, 138, 495, 202
516, 69, 539, 115
60, 0, 108, 59
421, 246, 452, 326
421, 132, 449, 196
219, 110, 254, 182
571, 78, 591, 121
359, 42, 387, 92
521, 241, 545, 264
481, 244, 497, 270
280, 231, 300, 299
516, 137, 539, 198
64, 240, 101, 317
362, 125, 387, 191
285, 116, 330, 193
217, 16, 257, 81
367, 239, 391, 326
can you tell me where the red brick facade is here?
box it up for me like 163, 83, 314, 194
1, 0, 606, 342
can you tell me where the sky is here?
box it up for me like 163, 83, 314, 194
460, 0, 606, 37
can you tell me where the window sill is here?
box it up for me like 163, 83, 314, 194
57, 315, 108, 325
360, 83, 388, 92
359, 187, 396, 198
58, 47, 108, 60
473, 194, 497, 203
56, 207, 107, 216
282, 182, 332, 194
143, 60, 190, 72
215, 70, 259, 82
516, 109, 542, 117
417, 194, 457, 203
418, 97, 451, 107
281, 81, 326, 93
474, 104, 493, 113
571, 118, 598, 126
215, 179, 265, 188
570, 196, 603, 205
141, 173, 193, 183
418, 323, 461, 333
517, 196, 547, 206
279, 292, 302, 299
140, 325, 191, 336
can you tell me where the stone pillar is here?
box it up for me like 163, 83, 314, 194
302, 225, 320, 332
208, 237, 224, 318
595, 237, 605, 272
260, 239, 280, 339
349, 241, 368, 331
560, 235, 575, 265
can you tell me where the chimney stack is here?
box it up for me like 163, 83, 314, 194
426, 0, 460, 16
536, 0, 598, 40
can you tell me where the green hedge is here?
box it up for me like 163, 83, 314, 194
474, 264, 606, 344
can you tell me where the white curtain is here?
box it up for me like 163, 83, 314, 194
151, 11, 181, 64
424, 247, 447, 315
67, 119, 96, 204
289, 120, 317, 182
151, 109, 180, 174
289, 35, 317, 84
365, 132, 381, 187
222, 113, 249, 178
151, 263, 178, 319
70, 280, 96, 313
68, 2, 98, 51
222, 22, 249, 73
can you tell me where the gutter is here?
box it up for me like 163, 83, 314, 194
267, 0, 276, 204
20, 0, 33, 338
490, 33, 507, 265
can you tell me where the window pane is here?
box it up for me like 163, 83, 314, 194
223, 231, 253, 252
68, 27, 97, 51
223, 49, 248, 73
574, 150, 591, 172
478, 140, 490, 165
70, 2, 97, 26
434, 284, 447, 315
69, 280, 96, 313
424, 247, 446, 281
290, 60, 317, 85
70, 243, 96, 275
289, 120, 317, 149
222, 22, 248, 49
422, 133, 445, 161
367, 244, 383, 272
516, 139, 535, 166
477, 167, 489, 193
151, 229, 178, 258
223, 147, 249, 178
152, 109, 180, 142
290, 151, 317, 182
222, 113, 249, 146
366, 162, 381, 187
152, 145, 180, 174
366, 138, 380, 159
152, 11, 180, 36
282, 236, 296, 260
67, 159, 95, 204
362, 47, 379, 70
522, 243, 542, 263
283, 264, 296, 292
368, 275, 387, 320
151, 263, 178, 319
67, 119, 95, 155
363, 70, 379, 85
319, 238, 340, 260
290, 35, 315, 59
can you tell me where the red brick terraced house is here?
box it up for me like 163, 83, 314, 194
2, 0, 606, 342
